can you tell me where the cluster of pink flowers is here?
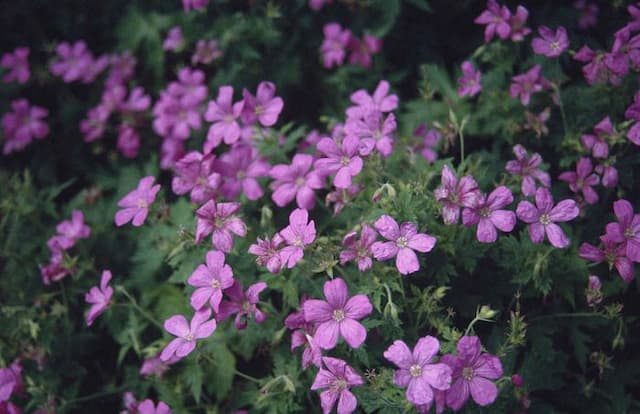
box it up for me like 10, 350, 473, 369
39, 210, 91, 285
163, 27, 222, 65
50, 40, 109, 84
474, 0, 531, 43
2, 99, 49, 155
1, 47, 30, 84
0, 360, 24, 413
320, 23, 381, 69
122, 392, 171, 414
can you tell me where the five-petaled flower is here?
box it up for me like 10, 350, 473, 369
217, 280, 268, 330
194, 200, 247, 252
187, 250, 235, 312
160, 308, 217, 361
114, 176, 161, 227
462, 186, 516, 243
85, 270, 114, 326
310, 357, 364, 414
531, 26, 569, 58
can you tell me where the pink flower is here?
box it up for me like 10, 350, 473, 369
604, 199, 640, 262
192, 39, 222, 65
311, 357, 364, 414
516, 187, 579, 248
139, 353, 179, 377
182, 0, 209, 12
558, 157, 600, 204
346, 80, 398, 119
188, 250, 234, 312
309, 0, 332, 10
320, 23, 351, 69
574, 1, 599, 30
1, 47, 29, 84
573, 46, 624, 86
169, 68, 208, 109
509, 64, 549, 106
114, 176, 161, 227
116, 124, 141, 158
581, 117, 611, 158
413, 124, 441, 163
326, 184, 362, 216
505, 144, 551, 196
50, 41, 105, 83
80, 105, 109, 143
217, 280, 268, 329
303, 278, 372, 349
458, 61, 482, 98
204, 86, 244, 149
444, 336, 503, 410
507, 5, 531, 42
269, 153, 324, 210
474, 0, 512, 43
434, 165, 481, 225
383, 336, 452, 406
85, 270, 114, 326
345, 110, 396, 157
163, 27, 183, 51
595, 163, 618, 188
347, 34, 382, 68
194, 200, 247, 252
106, 51, 137, 87
171, 151, 221, 204
531, 26, 569, 58
285, 300, 323, 369
47, 210, 91, 251
0, 362, 22, 402
2, 99, 49, 155
160, 308, 217, 361
160, 138, 186, 170
214, 144, 270, 200
524, 107, 551, 138
137, 399, 171, 414
241, 81, 284, 127
279, 208, 316, 269
40, 251, 74, 285
314, 135, 363, 189
340, 224, 377, 271
152, 92, 202, 141
585, 275, 603, 307
249, 234, 285, 273
462, 186, 516, 243
371, 215, 436, 275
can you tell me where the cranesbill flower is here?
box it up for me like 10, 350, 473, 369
309, 0, 332, 10
347, 34, 382, 68
172, 151, 221, 204
188, 250, 234, 312
383, 336, 452, 406
138, 399, 171, 414
507, 5, 531, 42
474, 0, 512, 43
505, 144, 551, 196
458, 61, 482, 98
604, 199, 640, 262
269, 154, 324, 210
532, 26, 569, 58
2, 98, 49, 155
117, 123, 141, 159
585, 275, 603, 307
160, 308, 217, 361
169, 68, 208, 109
0, 363, 20, 402
558, 157, 600, 204
279, 208, 316, 269
575, 0, 599, 30
139, 353, 179, 377
524, 107, 551, 138
340, 224, 377, 271
85, 270, 114, 326
249, 234, 285, 273
303, 278, 372, 349
50, 41, 95, 83
80, 105, 109, 143
192, 39, 222, 65
320, 23, 351, 69
194, 200, 247, 252
241, 81, 284, 127
163, 27, 183, 52
114, 176, 161, 227
462, 186, 516, 243
152, 92, 202, 141
581, 117, 611, 159
214, 144, 270, 200
47, 210, 91, 251
346, 80, 398, 119
204, 86, 244, 149
217, 280, 268, 329
444, 336, 503, 410
182, 0, 209, 12
285, 298, 323, 369
40, 251, 73, 285
314, 135, 363, 188
326, 184, 362, 216
345, 110, 396, 157
311, 357, 364, 414
413, 124, 441, 163
434, 165, 480, 225
509, 64, 548, 105
106, 51, 137, 87
1, 47, 29, 84
516, 187, 579, 248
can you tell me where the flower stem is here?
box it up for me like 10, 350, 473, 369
115, 286, 163, 329
235, 369, 262, 383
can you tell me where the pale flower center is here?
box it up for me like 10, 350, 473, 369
211, 279, 221, 289
331, 378, 348, 391
255, 105, 264, 115
396, 236, 408, 248
340, 156, 350, 167
224, 114, 234, 123
539, 213, 551, 225
185, 332, 194, 341
624, 228, 635, 239
332, 309, 345, 322
295, 176, 306, 187
137, 198, 148, 209
479, 207, 491, 218
462, 366, 475, 380
237, 170, 246, 179
550, 41, 561, 52
409, 364, 422, 378
242, 300, 251, 312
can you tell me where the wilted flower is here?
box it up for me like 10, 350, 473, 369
585, 275, 603, 307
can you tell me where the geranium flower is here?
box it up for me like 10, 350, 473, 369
531, 26, 569, 58
346, 80, 398, 119
320, 23, 351, 68
217, 280, 268, 330
187, 250, 234, 312
311, 357, 364, 414
434, 165, 480, 225
558, 157, 600, 204
458, 61, 482, 97
1, 47, 29, 84
339, 224, 377, 271
85, 270, 114, 326
214, 144, 270, 201
204, 85, 244, 149
2, 98, 49, 155
47, 210, 91, 251
314, 135, 363, 189
114, 176, 161, 227
505, 144, 551, 196
462, 186, 516, 243
192, 39, 222, 65
172, 151, 221, 204
509, 64, 549, 105
279, 208, 316, 269
248, 234, 285, 273
604, 199, 640, 262
194, 200, 247, 252
269, 154, 324, 210
137, 399, 171, 414
241, 81, 284, 127
474, 0, 512, 43
160, 308, 217, 361
162, 27, 183, 52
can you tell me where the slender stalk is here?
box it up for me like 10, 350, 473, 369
235, 369, 262, 383
116, 286, 163, 329
551, 82, 569, 137
62, 386, 128, 407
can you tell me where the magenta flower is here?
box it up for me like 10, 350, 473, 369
474, 0, 512, 43
140, 353, 179, 377
192, 39, 222, 65
47, 210, 91, 251
558, 157, 600, 204
505, 144, 551, 196
188, 250, 234, 312
596, 163, 618, 188
163, 27, 183, 52
84, 270, 114, 326
458, 61, 482, 98
138, 400, 171, 414
345, 110, 396, 157
347, 34, 382, 68
172, 151, 221, 204
340, 224, 377, 271
106, 51, 137, 87
217, 280, 268, 330
434, 165, 481, 225
516, 187, 580, 248
269, 153, 324, 210
114, 176, 161, 227
575, 0, 599, 30
383, 336, 452, 406
116, 124, 141, 159
152, 91, 202, 141
50, 41, 94, 83
507, 5, 531, 42
1, 47, 29, 84
314, 135, 363, 189
579, 235, 635, 281
160, 308, 217, 361
241, 81, 284, 127
310, 0, 332, 10
462, 186, 516, 243
303, 278, 372, 349
326, 184, 362, 216
531, 26, 569, 58
2, 98, 49, 155
346, 80, 398, 119
509, 64, 548, 105
285, 299, 323, 369
249, 234, 285, 273
320, 23, 351, 69
279, 208, 317, 269
204, 86, 244, 149
444, 336, 503, 410
311, 357, 364, 414
182, 0, 209, 12
40, 251, 73, 285
413, 124, 441, 163
0, 362, 21, 402
604, 199, 640, 262
524, 107, 551, 138
581, 117, 611, 159
80, 105, 109, 143
586, 275, 603, 307
371, 215, 436, 275
160, 138, 186, 170
168, 68, 208, 109
214, 144, 270, 201
194, 200, 247, 252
